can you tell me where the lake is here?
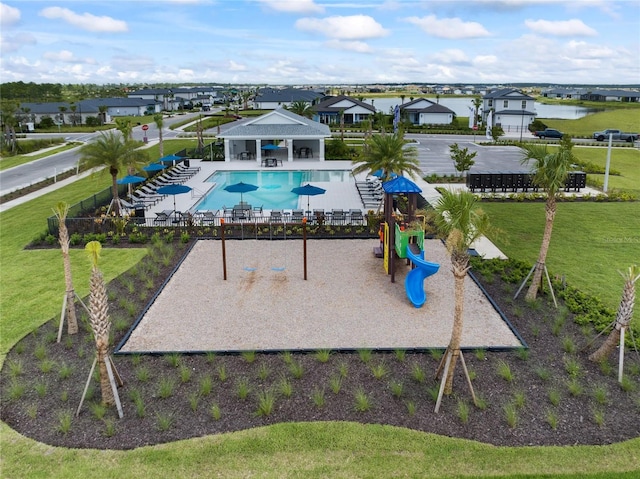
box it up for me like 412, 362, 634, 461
367, 97, 599, 120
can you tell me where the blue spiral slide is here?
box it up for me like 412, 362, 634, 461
405, 243, 440, 308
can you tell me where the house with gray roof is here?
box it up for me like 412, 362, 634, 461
217, 108, 331, 162
399, 98, 455, 125
253, 88, 325, 110
482, 88, 536, 132
312, 95, 375, 125
579, 89, 640, 103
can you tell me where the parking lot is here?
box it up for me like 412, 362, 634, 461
407, 133, 529, 176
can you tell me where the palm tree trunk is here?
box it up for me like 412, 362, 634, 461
158, 125, 164, 157
57, 209, 78, 335
61, 248, 78, 335
89, 262, 114, 405
444, 254, 469, 395
110, 168, 120, 216
97, 340, 115, 405
589, 268, 637, 363
526, 197, 556, 301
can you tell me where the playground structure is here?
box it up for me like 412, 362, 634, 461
377, 175, 440, 308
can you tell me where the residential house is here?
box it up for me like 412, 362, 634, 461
253, 88, 325, 110
579, 89, 640, 103
482, 88, 536, 132
399, 98, 455, 125
128, 86, 224, 110
217, 108, 331, 162
312, 95, 375, 125
18, 97, 161, 126
541, 88, 582, 99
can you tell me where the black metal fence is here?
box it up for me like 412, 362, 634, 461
466, 171, 586, 193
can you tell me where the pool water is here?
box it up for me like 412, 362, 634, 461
195, 170, 352, 211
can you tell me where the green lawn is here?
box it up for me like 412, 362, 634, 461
1, 172, 639, 477
545, 107, 640, 137
481, 201, 640, 320
574, 147, 640, 194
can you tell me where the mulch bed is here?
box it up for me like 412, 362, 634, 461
1, 240, 639, 450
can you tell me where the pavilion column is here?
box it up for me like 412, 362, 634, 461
287, 139, 293, 162
255, 139, 262, 164
319, 139, 326, 162
224, 139, 231, 162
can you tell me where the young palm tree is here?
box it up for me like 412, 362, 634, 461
352, 131, 421, 181
287, 100, 314, 119
53, 201, 78, 337
520, 136, 575, 300
85, 241, 115, 406
153, 113, 164, 157
114, 117, 133, 141
589, 265, 639, 364
98, 105, 108, 125
435, 189, 493, 397
79, 131, 148, 216
471, 97, 482, 128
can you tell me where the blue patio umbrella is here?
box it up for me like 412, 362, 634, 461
261, 144, 281, 151
291, 183, 326, 212
224, 181, 258, 204
156, 184, 192, 214
143, 162, 166, 172
116, 175, 145, 185
159, 154, 182, 165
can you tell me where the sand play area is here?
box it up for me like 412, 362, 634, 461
118, 239, 523, 353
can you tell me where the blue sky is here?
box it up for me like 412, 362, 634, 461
1, 0, 638, 85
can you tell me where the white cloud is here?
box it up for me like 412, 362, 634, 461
227, 60, 247, 71
0, 32, 36, 53
295, 15, 389, 40
325, 39, 373, 53
43, 50, 96, 64
257, 0, 324, 14
0, 2, 20, 26
525, 18, 597, 36
473, 55, 498, 65
430, 49, 470, 64
405, 15, 491, 39
39, 7, 128, 33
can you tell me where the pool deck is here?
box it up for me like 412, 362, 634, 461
150, 160, 368, 218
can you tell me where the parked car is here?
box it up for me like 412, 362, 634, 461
533, 128, 564, 139
592, 129, 638, 142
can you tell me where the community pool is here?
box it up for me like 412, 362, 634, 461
195, 170, 353, 211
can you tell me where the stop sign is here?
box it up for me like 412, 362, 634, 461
141, 124, 149, 131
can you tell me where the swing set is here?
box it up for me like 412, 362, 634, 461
220, 218, 309, 280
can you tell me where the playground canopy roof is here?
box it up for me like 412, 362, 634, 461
382, 175, 422, 194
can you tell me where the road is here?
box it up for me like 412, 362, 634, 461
0, 113, 201, 196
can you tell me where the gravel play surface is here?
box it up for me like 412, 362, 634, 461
119, 239, 523, 353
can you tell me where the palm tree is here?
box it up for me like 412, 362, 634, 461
434, 189, 493, 399
520, 136, 575, 301
153, 113, 164, 157
85, 241, 114, 406
241, 90, 253, 110
471, 97, 482, 128
114, 117, 133, 141
589, 265, 639, 366
79, 131, 148, 216
53, 201, 78, 338
352, 131, 421, 181
98, 105, 108, 125
287, 100, 314, 119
